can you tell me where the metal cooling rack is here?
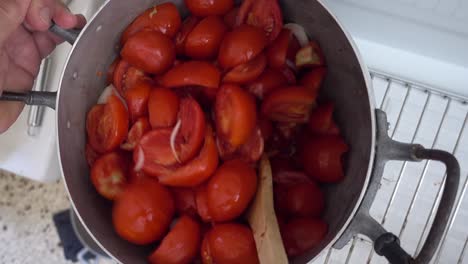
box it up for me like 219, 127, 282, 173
312, 70, 468, 264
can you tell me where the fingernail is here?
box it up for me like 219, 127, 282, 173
40, 7, 51, 25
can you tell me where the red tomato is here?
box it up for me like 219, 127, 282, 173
172, 188, 198, 217
121, 117, 151, 151
138, 129, 179, 167
148, 88, 180, 128
236, 0, 283, 42
175, 16, 200, 55
91, 152, 129, 200
86, 95, 129, 153
157, 127, 219, 187
206, 159, 257, 222
148, 215, 201, 264
218, 126, 264, 164
113, 178, 175, 245
185, 0, 234, 16
85, 143, 99, 166
124, 80, 151, 122
218, 25, 267, 69
300, 67, 327, 98
128, 164, 149, 184
261, 86, 317, 123
112, 60, 130, 95
195, 184, 212, 222
121, 31, 175, 74
273, 170, 311, 186
247, 68, 288, 99
161, 61, 221, 89
185, 16, 228, 60
201, 223, 259, 264
259, 118, 273, 141
307, 102, 340, 135
295, 41, 325, 68
275, 181, 324, 217
121, 3, 181, 43
281, 217, 328, 257
222, 53, 267, 84
107, 57, 119, 84
280, 66, 297, 84
223, 7, 238, 29
300, 135, 349, 183
270, 156, 295, 175
266, 28, 294, 68
215, 84, 257, 148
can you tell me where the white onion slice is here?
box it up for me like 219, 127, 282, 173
284, 23, 309, 47
97, 84, 116, 104
170, 119, 182, 163
134, 146, 145, 172
285, 59, 297, 73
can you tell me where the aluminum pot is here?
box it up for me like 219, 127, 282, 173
0, 0, 460, 263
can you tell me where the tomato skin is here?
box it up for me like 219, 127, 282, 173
300, 67, 327, 98
161, 61, 221, 89
91, 152, 129, 200
158, 127, 219, 187
295, 41, 325, 68
121, 117, 151, 151
185, 0, 234, 16
206, 159, 257, 222
236, 0, 283, 42
175, 16, 200, 55
85, 143, 99, 166
121, 31, 175, 74
218, 25, 267, 69
112, 60, 130, 95
223, 7, 238, 29
195, 184, 212, 222
300, 135, 349, 183
281, 217, 328, 257
266, 28, 293, 68
307, 102, 340, 135
124, 80, 151, 122
275, 181, 324, 217
121, 3, 181, 43
172, 188, 198, 217
247, 68, 288, 99
107, 57, 119, 84
148, 215, 201, 264
185, 16, 228, 60
222, 53, 267, 84
87, 95, 129, 154
113, 178, 175, 245
148, 88, 180, 128
215, 84, 257, 148
202, 223, 259, 264
261, 86, 317, 123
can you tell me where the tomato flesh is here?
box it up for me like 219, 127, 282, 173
161, 61, 221, 89
91, 152, 129, 200
185, 0, 234, 17
307, 102, 340, 135
121, 117, 151, 151
222, 53, 267, 84
236, 0, 283, 42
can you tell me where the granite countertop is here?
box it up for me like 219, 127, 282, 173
0, 170, 73, 264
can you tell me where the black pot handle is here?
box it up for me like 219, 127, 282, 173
334, 109, 460, 264
0, 23, 80, 109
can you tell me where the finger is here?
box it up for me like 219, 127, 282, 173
25, 0, 56, 31
53, 1, 77, 29
0, 0, 31, 45
33, 32, 56, 58
0, 101, 25, 134
4, 26, 42, 76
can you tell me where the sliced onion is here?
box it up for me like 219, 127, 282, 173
97, 84, 116, 104
284, 23, 309, 47
134, 146, 145, 172
285, 59, 297, 73
170, 119, 182, 163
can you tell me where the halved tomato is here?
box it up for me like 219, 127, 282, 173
215, 84, 257, 148
280, 217, 328, 257
107, 57, 119, 84
185, 0, 234, 16
148, 87, 180, 128
185, 16, 228, 60
175, 16, 200, 55
236, 0, 283, 42
261, 86, 317, 123
259, 118, 273, 141
275, 180, 324, 217
217, 126, 264, 164
195, 184, 212, 222
121, 31, 175, 74
121, 117, 151, 151
171, 188, 198, 217
85, 143, 100, 166
223, 7, 238, 29
266, 28, 294, 68
138, 129, 179, 167
87, 95, 129, 153
148, 215, 201, 264
91, 152, 129, 200
218, 25, 267, 69
222, 53, 267, 84
300, 135, 349, 183
161, 61, 221, 89
121, 3, 181, 44
295, 41, 325, 68
300, 66, 327, 98
113, 60, 149, 97
247, 68, 288, 99
307, 102, 340, 135
124, 80, 151, 122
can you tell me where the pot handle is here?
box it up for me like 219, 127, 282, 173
333, 109, 460, 264
0, 23, 80, 109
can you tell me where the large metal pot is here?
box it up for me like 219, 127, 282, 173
0, 0, 460, 263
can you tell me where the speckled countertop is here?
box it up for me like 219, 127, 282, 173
0, 170, 73, 264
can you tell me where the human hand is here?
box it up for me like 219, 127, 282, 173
0, 0, 86, 133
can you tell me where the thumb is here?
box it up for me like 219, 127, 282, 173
0, 0, 31, 45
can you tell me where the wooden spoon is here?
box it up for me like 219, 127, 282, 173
247, 155, 289, 264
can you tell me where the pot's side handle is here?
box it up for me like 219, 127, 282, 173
49, 22, 80, 45
0, 91, 57, 110
333, 109, 460, 264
